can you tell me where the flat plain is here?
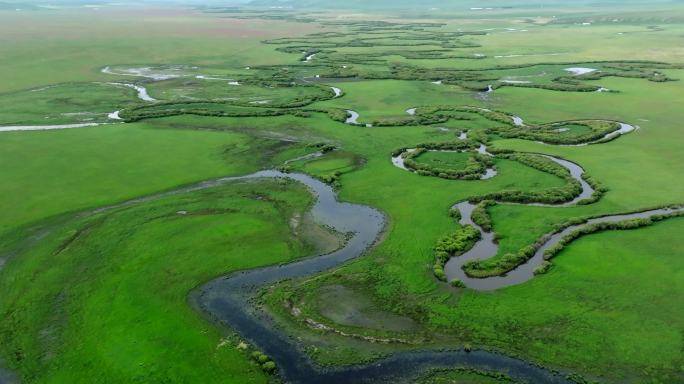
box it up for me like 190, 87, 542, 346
0, 2, 683, 384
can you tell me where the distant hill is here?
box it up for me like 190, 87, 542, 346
247, 0, 491, 9
246, 0, 675, 10
0, 2, 40, 10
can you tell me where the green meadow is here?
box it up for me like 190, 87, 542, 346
0, 3, 683, 384
0, 178, 315, 383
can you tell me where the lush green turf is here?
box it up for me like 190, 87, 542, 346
146, 78, 331, 106
0, 179, 315, 383
0, 122, 300, 234
414, 151, 472, 170
288, 150, 363, 183
553, 123, 593, 135
315, 80, 480, 122
416, 369, 517, 384
434, 216, 684, 383
0, 7, 319, 93
277, 72, 684, 382
0, 83, 137, 126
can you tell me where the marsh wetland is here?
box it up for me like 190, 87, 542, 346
0, 1, 683, 383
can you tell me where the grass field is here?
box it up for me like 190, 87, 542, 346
0, 7, 319, 93
414, 151, 472, 170
0, 122, 307, 234
1, 3, 683, 383
0, 178, 316, 383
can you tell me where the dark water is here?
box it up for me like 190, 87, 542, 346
531, 155, 594, 206
0, 368, 17, 384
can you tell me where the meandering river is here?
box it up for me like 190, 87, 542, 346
387, 125, 680, 291
2, 130, 675, 382
189, 170, 574, 383
0, 88, 664, 383
0, 163, 567, 383
444, 202, 684, 290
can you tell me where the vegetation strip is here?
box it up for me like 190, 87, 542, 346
443, 203, 684, 290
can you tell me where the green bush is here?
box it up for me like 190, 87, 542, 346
448, 206, 461, 222
533, 261, 552, 275
471, 201, 494, 232
261, 361, 277, 374
433, 265, 447, 282
251, 351, 267, 362
432, 225, 480, 282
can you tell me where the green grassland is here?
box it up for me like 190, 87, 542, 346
414, 151, 473, 170
1, 3, 683, 384
0, 83, 137, 125
0, 122, 308, 234
315, 80, 479, 121
146, 78, 332, 105
0, 178, 317, 383
0, 7, 320, 93
416, 369, 520, 384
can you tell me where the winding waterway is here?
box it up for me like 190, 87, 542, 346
187, 171, 574, 384
0, 83, 663, 383
345, 110, 360, 124
189, 136, 676, 382
108, 82, 156, 102
187, 115, 669, 382
391, 133, 498, 181
512, 116, 525, 126
344, 110, 374, 127
387, 126, 679, 292
2, 132, 676, 383
0, 164, 569, 383
444, 203, 684, 290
